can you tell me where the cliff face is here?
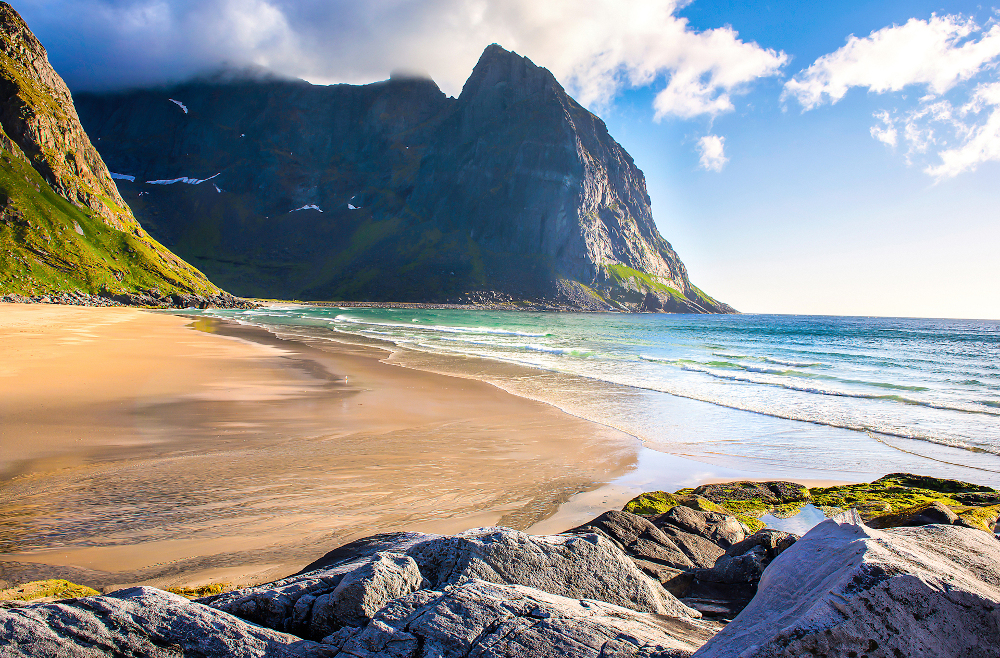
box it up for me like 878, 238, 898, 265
0, 2, 220, 297
75, 45, 733, 312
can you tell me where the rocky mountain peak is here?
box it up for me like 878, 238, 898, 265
73, 43, 734, 312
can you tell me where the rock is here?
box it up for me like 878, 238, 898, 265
725, 529, 798, 560
408, 526, 698, 618
209, 526, 699, 640
625, 492, 731, 516
206, 546, 421, 639
0, 586, 334, 657
691, 481, 810, 507
338, 579, 721, 658
631, 560, 693, 597
657, 525, 726, 569
693, 511, 1000, 658
310, 552, 424, 635
651, 506, 747, 548
867, 500, 959, 529
569, 510, 694, 570
627, 536, 695, 571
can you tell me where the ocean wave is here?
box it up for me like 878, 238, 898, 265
333, 315, 548, 337
678, 365, 999, 417
711, 352, 821, 368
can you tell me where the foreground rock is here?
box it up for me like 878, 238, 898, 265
569, 508, 794, 618
0, 586, 333, 657
333, 579, 719, 658
694, 512, 1000, 658
205, 527, 697, 641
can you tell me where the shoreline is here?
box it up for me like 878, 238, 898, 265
0, 304, 637, 592
4, 303, 994, 594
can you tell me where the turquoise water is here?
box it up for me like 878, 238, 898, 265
191, 307, 1000, 485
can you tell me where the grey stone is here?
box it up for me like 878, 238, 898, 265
652, 506, 747, 548
0, 586, 334, 657
339, 579, 721, 658
569, 510, 670, 548
658, 525, 726, 569
724, 529, 798, 560
693, 511, 1000, 658
408, 526, 699, 618
209, 526, 699, 640
309, 552, 425, 637
627, 536, 695, 570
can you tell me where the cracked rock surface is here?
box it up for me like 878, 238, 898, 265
0, 586, 334, 657
335, 579, 720, 658
206, 527, 698, 641
693, 511, 1000, 658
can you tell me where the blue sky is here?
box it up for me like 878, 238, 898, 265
18, 0, 1000, 318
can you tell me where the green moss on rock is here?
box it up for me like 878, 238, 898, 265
624, 473, 1000, 535
0, 579, 99, 602
167, 582, 230, 599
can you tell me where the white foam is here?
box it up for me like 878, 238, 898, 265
348, 203, 358, 210
109, 172, 135, 182
291, 204, 323, 212
168, 98, 189, 114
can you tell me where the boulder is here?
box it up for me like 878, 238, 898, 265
693, 511, 1000, 658
408, 527, 698, 617
209, 527, 699, 640
691, 481, 810, 507
724, 529, 797, 560
866, 500, 959, 529
569, 510, 694, 570
657, 525, 726, 569
0, 586, 333, 657
337, 579, 721, 658
651, 506, 747, 548
307, 553, 425, 637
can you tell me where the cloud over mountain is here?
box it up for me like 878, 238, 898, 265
21, 0, 785, 121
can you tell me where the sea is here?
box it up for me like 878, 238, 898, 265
188, 306, 1000, 489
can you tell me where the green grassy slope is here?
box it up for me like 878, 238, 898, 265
0, 2, 220, 298
0, 142, 216, 296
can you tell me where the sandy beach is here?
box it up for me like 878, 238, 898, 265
0, 304, 637, 592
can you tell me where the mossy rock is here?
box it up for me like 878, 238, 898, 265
808, 473, 994, 521
954, 504, 1000, 533
623, 491, 728, 516
624, 472, 999, 535
0, 579, 99, 602
166, 582, 230, 599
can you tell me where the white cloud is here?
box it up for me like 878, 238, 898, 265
924, 82, 1000, 178
870, 110, 897, 146
697, 134, 728, 171
784, 15, 1000, 110
870, 82, 1000, 179
23, 0, 786, 120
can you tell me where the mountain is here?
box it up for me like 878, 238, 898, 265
75, 45, 734, 313
0, 3, 220, 299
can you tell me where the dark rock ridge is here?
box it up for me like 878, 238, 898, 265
74, 45, 734, 312
0, 3, 224, 298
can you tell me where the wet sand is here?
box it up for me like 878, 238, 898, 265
0, 304, 636, 591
